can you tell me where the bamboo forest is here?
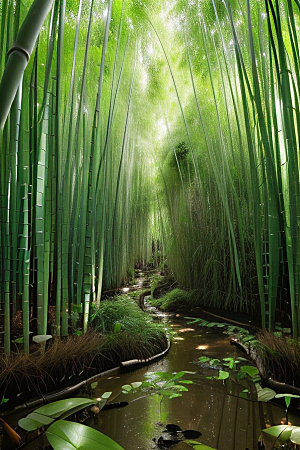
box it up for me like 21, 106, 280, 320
2, 0, 300, 449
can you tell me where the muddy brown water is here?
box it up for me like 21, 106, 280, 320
3, 311, 300, 450
83, 312, 300, 450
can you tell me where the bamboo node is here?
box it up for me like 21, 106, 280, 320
7, 44, 30, 62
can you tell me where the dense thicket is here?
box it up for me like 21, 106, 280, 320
1, 0, 300, 353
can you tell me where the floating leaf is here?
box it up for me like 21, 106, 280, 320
90, 382, 98, 389
122, 384, 132, 392
46, 420, 125, 450
198, 356, 210, 363
240, 365, 259, 378
101, 391, 112, 399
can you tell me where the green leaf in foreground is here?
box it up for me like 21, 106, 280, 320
291, 428, 300, 445
46, 420, 125, 450
34, 398, 97, 419
261, 425, 295, 445
18, 398, 98, 431
257, 387, 276, 402
18, 412, 55, 432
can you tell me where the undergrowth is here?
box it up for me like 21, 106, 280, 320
90, 295, 167, 360
257, 330, 300, 388
149, 288, 199, 311
0, 295, 167, 410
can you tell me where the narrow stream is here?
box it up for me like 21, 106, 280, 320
4, 301, 299, 450
85, 312, 267, 450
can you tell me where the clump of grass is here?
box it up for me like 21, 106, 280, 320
0, 297, 168, 409
90, 295, 167, 359
0, 331, 107, 408
257, 330, 300, 388
149, 288, 199, 311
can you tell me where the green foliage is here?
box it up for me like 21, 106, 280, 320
46, 420, 124, 450
89, 295, 167, 357
18, 398, 99, 431
150, 289, 199, 311
261, 425, 300, 449
17, 394, 123, 450
121, 370, 194, 400
2, 0, 300, 359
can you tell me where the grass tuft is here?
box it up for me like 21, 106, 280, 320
149, 288, 199, 311
0, 296, 167, 410
257, 330, 300, 388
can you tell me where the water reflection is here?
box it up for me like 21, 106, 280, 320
85, 316, 294, 450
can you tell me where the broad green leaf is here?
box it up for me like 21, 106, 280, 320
240, 365, 259, 378
122, 385, 133, 392
34, 398, 97, 419
101, 392, 112, 399
19, 413, 54, 431
169, 393, 182, 399
90, 382, 98, 389
198, 356, 210, 363
218, 370, 229, 380
131, 382, 143, 389
257, 388, 276, 402
46, 420, 124, 450
291, 428, 300, 444
262, 425, 296, 444
160, 390, 182, 397
170, 384, 188, 391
